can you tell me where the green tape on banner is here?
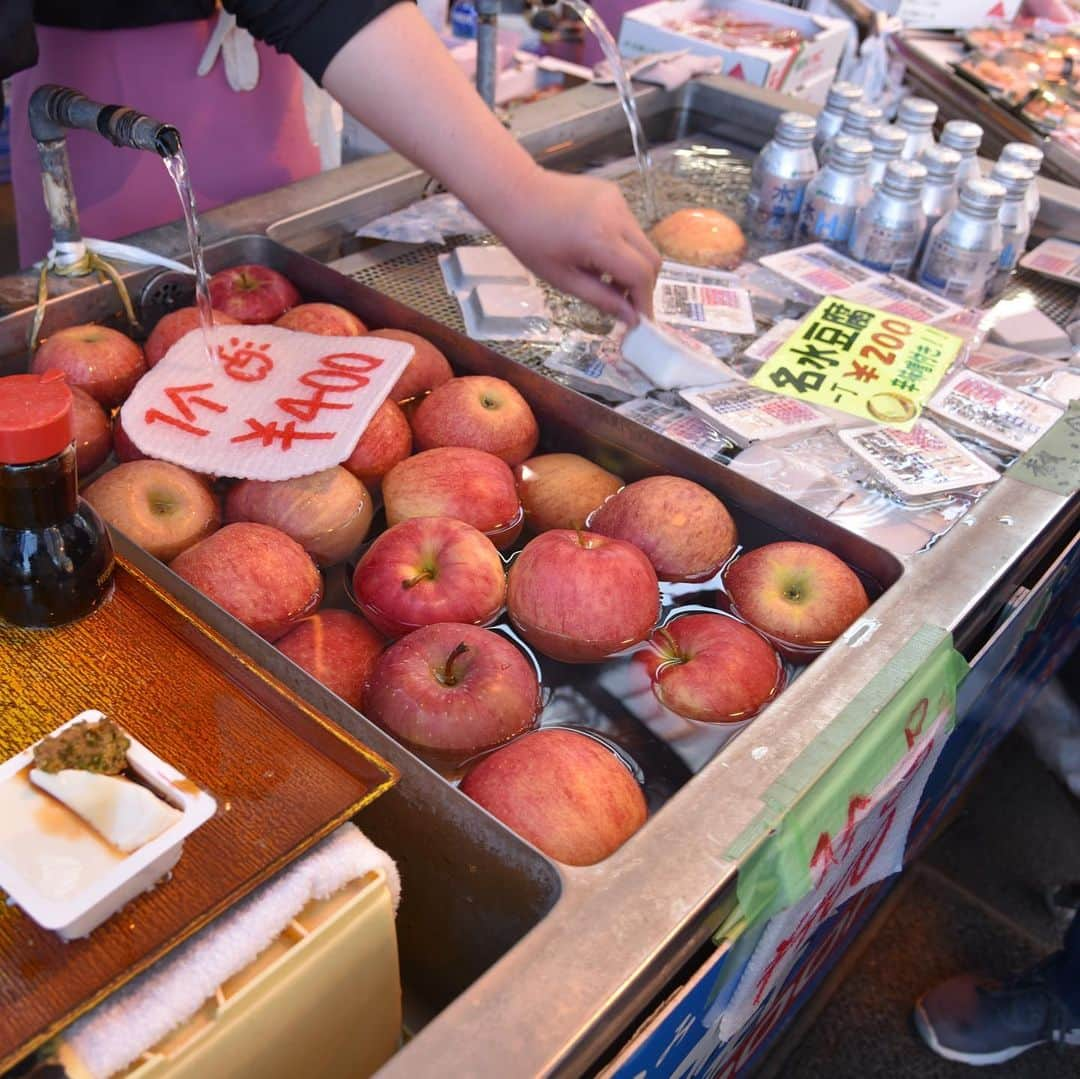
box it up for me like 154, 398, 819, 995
1010, 400, 1080, 497
726, 625, 969, 930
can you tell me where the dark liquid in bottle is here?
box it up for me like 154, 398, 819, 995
0, 444, 114, 628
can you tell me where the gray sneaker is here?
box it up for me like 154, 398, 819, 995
914, 964, 1080, 1065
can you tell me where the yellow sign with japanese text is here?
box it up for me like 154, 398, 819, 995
750, 296, 964, 426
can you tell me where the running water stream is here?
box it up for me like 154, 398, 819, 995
560, 0, 658, 221
162, 149, 216, 365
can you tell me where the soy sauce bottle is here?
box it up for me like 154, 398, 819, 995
0, 371, 114, 628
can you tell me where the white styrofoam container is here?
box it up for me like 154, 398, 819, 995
0, 710, 217, 939
617, 0, 848, 98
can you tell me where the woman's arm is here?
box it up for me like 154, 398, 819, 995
316, 5, 660, 322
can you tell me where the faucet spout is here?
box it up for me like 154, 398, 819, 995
28, 85, 183, 269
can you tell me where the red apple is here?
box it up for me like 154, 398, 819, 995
364, 622, 540, 766
31, 324, 146, 408
341, 398, 412, 491
382, 447, 522, 549
640, 612, 783, 724
84, 459, 220, 562
352, 516, 506, 638
225, 466, 373, 567
70, 386, 112, 479
144, 307, 240, 367
515, 453, 623, 533
171, 522, 323, 641
410, 375, 539, 466
507, 530, 659, 663
723, 541, 870, 649
369, 328, 454, 402
460, 728, 647, 866
589, 475, 737, 582
274, 302, 367, 336
276, 609, 384, 710
207, 264, 300, 324
112, 412, 148, 463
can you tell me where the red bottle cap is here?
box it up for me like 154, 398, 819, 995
0, 371, 75, 465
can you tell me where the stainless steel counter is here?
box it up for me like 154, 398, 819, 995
1, 76, 1077, 1077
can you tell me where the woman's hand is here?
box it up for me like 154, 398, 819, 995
482, 169, 661, 325
323, 6, 660, 324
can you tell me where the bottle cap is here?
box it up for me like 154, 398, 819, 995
882, 159, 928, 196
990, 160, 1034, 199
0, 371, 74, 465
999, 142, 1044, 174
869, 124, 908, 158
775, 111, 817, 145
825, 81, 863, 111
959, 177, 1006, 215
829, 135, 873, 171
898, 96, 938, 130
840, 102, 884, 136
920, 144, 962, 178
940, 120, 983, 155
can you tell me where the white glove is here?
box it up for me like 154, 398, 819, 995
197, 9, 260, 93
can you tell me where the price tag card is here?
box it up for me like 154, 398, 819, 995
121, 326, 412, 481
839, 419, 1001, 497
653, 261, 756, 335
840, 275, 962, 324
614, 397, 735, 461
750, 295, 964, 426
681, 384, 831, 448
758, 244, 879, 296
928, 369, 1064, 453
1020, 237, 1080, 285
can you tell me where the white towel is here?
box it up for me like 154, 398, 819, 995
62, 824, 400, 1079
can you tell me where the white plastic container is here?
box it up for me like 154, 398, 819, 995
0, 710, 217, 940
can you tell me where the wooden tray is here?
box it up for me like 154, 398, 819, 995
0, 558, 397, 1072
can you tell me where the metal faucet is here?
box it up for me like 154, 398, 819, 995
28, 84, 181, 272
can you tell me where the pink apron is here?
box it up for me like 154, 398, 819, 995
10, 21, 322, 268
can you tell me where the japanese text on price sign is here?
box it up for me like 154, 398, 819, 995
750, 295, 963, 426
121, 325, 412, 481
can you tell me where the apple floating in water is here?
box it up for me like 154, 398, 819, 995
639, 612, 783, 724
368, 328, 454, 403
410, 375, 539, 466
32, 324, 146, 409
342, 398, 413, 492
588, 475, 737, 582
382, 446, 523, 550
364, 622, 541, 768
84, 459, 220, 563
276, 609, 385, 711
171, 522, 323, 642
274, 302, 367, 336
351, 516, 506, 639
144, 306, 240, 367
514, 453, 623, 533
460, 727, 648, 866
722, 540, 869, 651
225, 466, 374, 568
207, 264, 300, 324
506, 529, 660, 664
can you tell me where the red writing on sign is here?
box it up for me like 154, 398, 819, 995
230, 419, 337, 450
218, 338, 274, 382
275, 352, 384, 423
145, 383, 228, 438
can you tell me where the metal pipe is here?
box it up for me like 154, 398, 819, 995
29, 85, 180, 156
28, 85, 182, 269
475, 0, 500, 109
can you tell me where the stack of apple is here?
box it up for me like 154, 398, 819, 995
28, 262, 871, 869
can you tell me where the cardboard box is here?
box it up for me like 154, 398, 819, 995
617, 0, 849, 98
889, 0, 1023, 32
